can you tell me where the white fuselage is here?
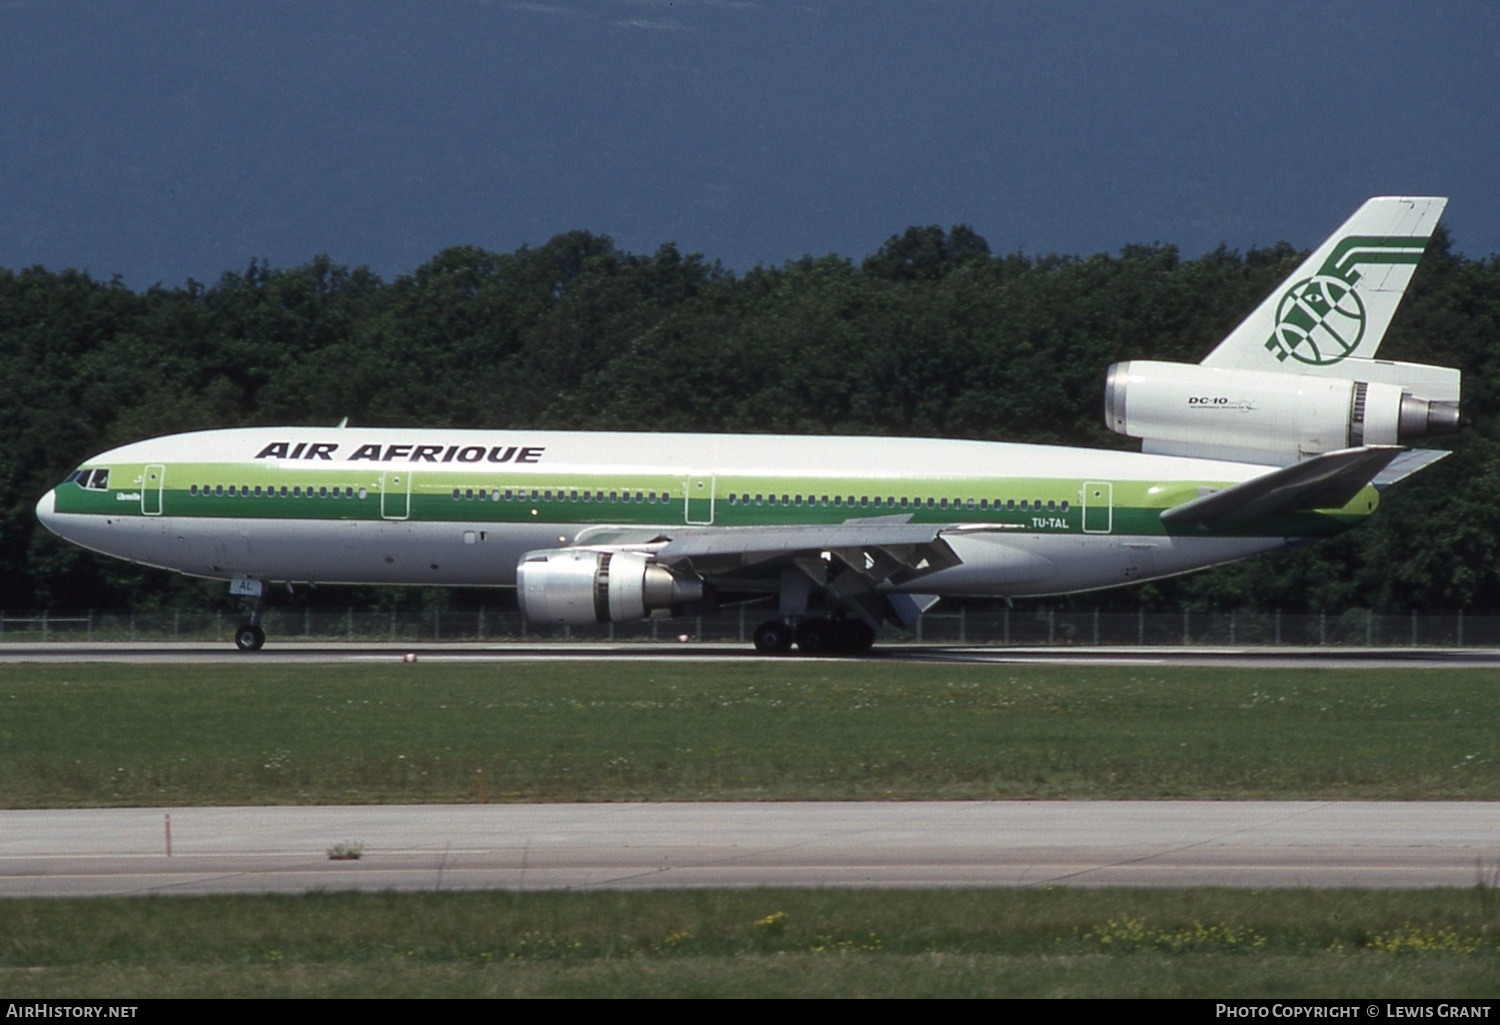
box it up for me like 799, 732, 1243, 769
36, 426, 1328, 600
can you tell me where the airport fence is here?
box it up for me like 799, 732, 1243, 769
0, 606, 1492, 647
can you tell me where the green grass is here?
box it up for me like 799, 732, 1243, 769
2, 662, 1498, 806
4, 888, 1500, 997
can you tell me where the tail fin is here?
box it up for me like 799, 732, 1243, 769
1104, 197, 1461, 467
1201, 196, 1446, 372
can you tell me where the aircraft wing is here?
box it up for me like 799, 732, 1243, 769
1160, 446, 1404, 529
653, 522, 963, 587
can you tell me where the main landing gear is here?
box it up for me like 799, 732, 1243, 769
753, 617, 876, 656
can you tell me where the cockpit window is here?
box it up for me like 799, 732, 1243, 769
77, 468, 110, 491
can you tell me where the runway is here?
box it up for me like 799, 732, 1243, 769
3, 641, 1500, 668
3, 802, 1497, 896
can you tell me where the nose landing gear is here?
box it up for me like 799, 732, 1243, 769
232, 577, 268, 652
234, 623, 266, 651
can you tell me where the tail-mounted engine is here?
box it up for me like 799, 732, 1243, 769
1104, 360, 1461, 465
517, 549, 707, 626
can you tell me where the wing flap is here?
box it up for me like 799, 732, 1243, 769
658, 523, 944, 558
656, 523, 961, 585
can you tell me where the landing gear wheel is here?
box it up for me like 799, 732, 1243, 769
234, 624, 266, 652
795, 619, 834, 655
796, 618, 876, 656
753, 620, 794, 654
843, 620, 877, 654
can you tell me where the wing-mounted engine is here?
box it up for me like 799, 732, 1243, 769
517, 549, 707, 627
1104, 360, 1461, 466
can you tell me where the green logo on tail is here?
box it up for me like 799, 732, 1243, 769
1265, 235, 1426, 366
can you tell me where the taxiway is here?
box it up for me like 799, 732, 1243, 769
3, 801, 1495, 896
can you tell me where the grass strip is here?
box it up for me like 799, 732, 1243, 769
3, 888, 1499, 997
2, 662, 1498, 805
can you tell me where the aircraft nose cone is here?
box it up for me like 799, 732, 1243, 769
35, 489, 58, 535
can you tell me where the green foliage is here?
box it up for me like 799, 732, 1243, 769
4, 224, 1498, 612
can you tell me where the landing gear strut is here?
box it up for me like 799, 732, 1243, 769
234, 579, 268, 652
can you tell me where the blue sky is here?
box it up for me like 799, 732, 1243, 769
3, 0, 1498, 288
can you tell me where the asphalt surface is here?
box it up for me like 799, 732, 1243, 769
3, 801, 1497, 896
4, 641, 1500, 668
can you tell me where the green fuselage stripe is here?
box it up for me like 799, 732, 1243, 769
54, 462, 1371, 539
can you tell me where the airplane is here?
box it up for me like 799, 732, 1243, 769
35, 197, 1463, 654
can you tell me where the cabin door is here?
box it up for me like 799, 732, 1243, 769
142, 464, 165, 516
381, 471, 411, 520
684, 475, 715, 525
1082, 481, 1113, 534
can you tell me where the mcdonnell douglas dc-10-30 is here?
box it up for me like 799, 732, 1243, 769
36, 198, 1463, 653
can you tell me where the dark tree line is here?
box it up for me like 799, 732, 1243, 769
4, 224, 1497, 614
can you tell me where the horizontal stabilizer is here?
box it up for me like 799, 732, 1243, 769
1371, 448, 1450, 489
1160, 446, 1402, 528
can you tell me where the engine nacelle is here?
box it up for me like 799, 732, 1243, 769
1104, 360, 1461, 464
516, 549, 706, 627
